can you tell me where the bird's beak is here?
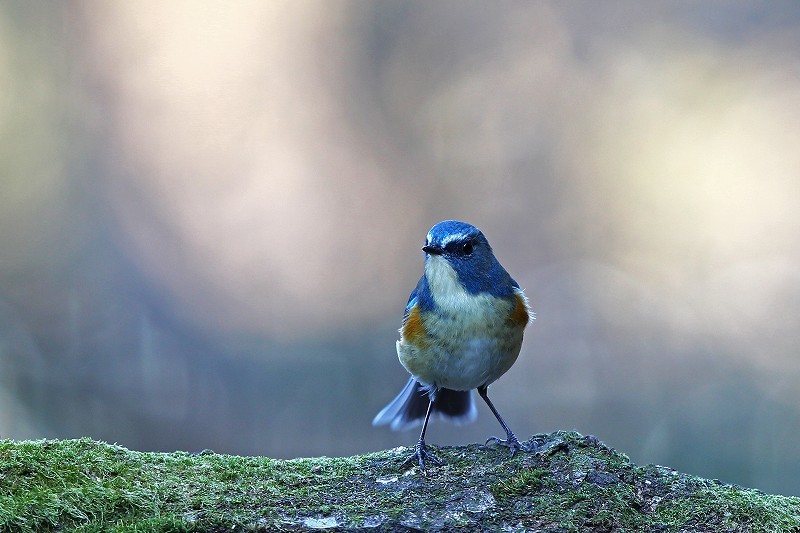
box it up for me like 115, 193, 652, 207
422, 245, 443, 255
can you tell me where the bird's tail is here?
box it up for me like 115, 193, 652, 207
372, 377, 477, 431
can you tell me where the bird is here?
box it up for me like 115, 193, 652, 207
373, 220, 534, 468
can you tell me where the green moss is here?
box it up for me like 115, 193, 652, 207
1, 432, 798, 531
492, 466, 553, 496
649, 483, 800, 531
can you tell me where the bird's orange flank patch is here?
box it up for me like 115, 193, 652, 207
402, 305, 429, 347
509, 292, 530, 327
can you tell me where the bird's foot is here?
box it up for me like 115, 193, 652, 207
402, 439, 444, 469
485, 432, 536, 456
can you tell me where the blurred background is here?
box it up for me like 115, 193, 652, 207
2, 1, 800, 496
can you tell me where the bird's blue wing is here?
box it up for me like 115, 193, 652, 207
402, 278, 423, 325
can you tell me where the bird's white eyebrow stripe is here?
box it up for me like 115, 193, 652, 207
439, 232, 469, 247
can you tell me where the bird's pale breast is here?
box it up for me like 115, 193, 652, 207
398, 261, 529, 391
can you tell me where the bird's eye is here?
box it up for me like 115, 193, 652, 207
461, 242, 474, 255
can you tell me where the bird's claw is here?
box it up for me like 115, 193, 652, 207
402, 441, 443, 469
485, 434, 536, 455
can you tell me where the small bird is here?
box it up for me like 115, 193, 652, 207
373, 220, 533, 467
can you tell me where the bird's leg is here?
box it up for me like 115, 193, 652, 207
402, 390, 443, 469
478, 385, 534, 454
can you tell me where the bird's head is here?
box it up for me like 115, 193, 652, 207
422, 220, 513, 296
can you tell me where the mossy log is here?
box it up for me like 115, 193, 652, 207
1, 431, 798, 531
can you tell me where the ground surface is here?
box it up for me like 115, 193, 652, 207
1, 431, 799, 531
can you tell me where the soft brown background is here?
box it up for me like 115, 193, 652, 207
2, 1, 800, 496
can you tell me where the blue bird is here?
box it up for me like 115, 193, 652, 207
373, 220, 534, 467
